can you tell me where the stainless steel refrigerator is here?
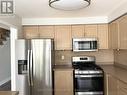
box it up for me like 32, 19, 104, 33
15, 39, 54, 95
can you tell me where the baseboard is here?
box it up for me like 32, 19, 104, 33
0, 77, 11, 86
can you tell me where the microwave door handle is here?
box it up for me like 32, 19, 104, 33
27, 50, 30, 86
89, 41, 92, 49
30, 50, 34, 86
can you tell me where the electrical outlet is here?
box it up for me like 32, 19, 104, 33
61, 55, 65, 60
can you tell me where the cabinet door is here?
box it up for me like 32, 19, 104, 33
55, 25, 72, 50
108, 23, 112, 49
109, 21, 119, 49
71, 25, 85, 38
54, 70, 73, 95
39, 25, 54, 38
107, 74, 118, 95
85, 25, 98, 37
112, 21, 119, 49
98, 24, 109, 49
119, 15, 127, 49
118, 80, 127, 95
23, 26, 39, 39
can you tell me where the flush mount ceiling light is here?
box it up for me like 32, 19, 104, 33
49, 0, 91, 11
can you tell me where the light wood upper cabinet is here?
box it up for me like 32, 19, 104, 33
23, 26, 39, 39
108, 23, 112, 49
71, 25, 85, 38
84, 24, 109, 49
109, 15, 127, 50
118, 15, 127, 49
55, 25, 72, 50
23, 24, 110, 50
98, 24, 109, 49
39, 25, 54, 38
109, 21, 119, 49
85, 25, 98, 37
54, 70, 73, 95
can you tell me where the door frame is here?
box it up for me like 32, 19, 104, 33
0, 22, 18, 91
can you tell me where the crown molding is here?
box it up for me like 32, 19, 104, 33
22, 16, 108, 25
108, 0, 127, 22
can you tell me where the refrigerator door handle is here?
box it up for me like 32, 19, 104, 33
27, 50, 31, 86
30, 50, 34, 86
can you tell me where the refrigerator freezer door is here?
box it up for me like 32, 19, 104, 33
15, 40, 27, 60
31, 39, 52, 95
15, 40, 29, 95
17, 75, 30, 95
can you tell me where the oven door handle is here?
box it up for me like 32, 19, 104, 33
75, 74, 103, 78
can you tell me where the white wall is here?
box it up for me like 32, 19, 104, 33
108, 0, 127, 22
0, 39, 11, 86
0, 15, 21, 90
0, 15, 22, 38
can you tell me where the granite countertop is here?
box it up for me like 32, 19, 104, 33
53, 62, 113, 70
100, 64, 127, 84
0, 91, 19, 95
53, 62, 127, 84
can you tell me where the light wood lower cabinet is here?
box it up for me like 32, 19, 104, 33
105, 74, 118, 95
54, 70, 73, 95
118, 80, 127, 95
105, 73, 127, 95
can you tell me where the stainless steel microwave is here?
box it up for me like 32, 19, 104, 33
72, 38, 98, 52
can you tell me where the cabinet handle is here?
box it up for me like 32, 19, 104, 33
27, 50, 30, 86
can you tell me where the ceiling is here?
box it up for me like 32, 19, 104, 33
15, 0, 127, 18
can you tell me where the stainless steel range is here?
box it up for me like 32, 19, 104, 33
72, 56, 104, 95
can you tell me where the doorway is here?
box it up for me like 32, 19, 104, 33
0, 27, 11, 91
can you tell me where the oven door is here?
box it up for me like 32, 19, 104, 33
75, 74, 104, 95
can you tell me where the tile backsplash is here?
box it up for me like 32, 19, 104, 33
55, 50, 114, 65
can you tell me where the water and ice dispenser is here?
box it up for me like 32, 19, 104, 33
18, 60, 27, 74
